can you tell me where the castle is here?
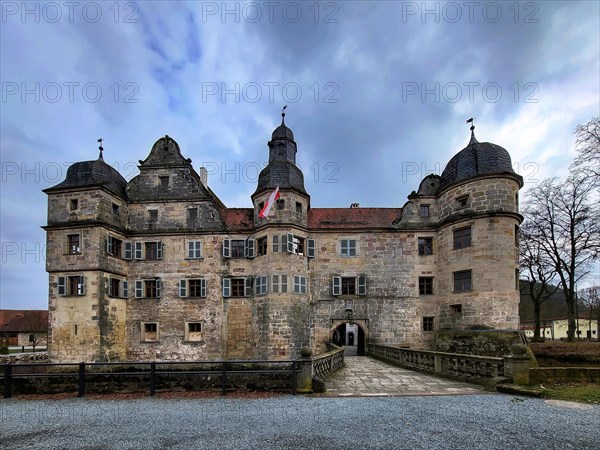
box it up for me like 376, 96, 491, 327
43, 115, 523, 362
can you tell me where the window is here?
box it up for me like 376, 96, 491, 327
255, 276, 268, 295
419, 277, 433, 295
107, 236, 123, 257
340, 239, 357, 257
112, 203, 120, 216
222, 277, 252, 298
257, 237, 267, 256
515, 268, 520, 291
456, 195, 469, 208
293, 276, 306, 294
515, 225, 519, 247
272, 275, 288, 293
272, 235, 280, 253
450, 304, 462, 315
332, 275, 367, 296
286, 234, 305, 255
296, 202, 303, 214
276, 199, 285, 210
145, 241, 162, 260
418, 237, 433, 255
68, 234, 80, 254
58, 275, 85, 296
186, 322, 202, 341
148, 210, 158, 223
422, 317, 434, 332
222, 239, 250, 258
453, 270, 472, 292
342, 278, 356, 295
187, 208, 198, 221
141, 322, 158, 342
159, 176, 169, 188
69, 198, 78, 211
188, 241, 203, 259
109, 278, 128, 298
179, 279, 207, 298
420, 204, 430, 217
453, 227, 471, 249
135, 279, 161, 298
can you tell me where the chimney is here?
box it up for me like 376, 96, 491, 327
199, 167, 208, 188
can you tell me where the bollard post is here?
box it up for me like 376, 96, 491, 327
4, 364, 12, 399
78, 362, 86, 397
150, 361, 156, 396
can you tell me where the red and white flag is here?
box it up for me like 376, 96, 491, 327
259, 186, 280, 218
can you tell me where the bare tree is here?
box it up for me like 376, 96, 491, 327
519, 220, 559, 339
572, 116, 600, 179
24, 315, 48, 353
578, 285, 600, 341
524, 173, 600, 341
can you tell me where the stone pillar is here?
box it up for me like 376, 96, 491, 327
295, 358, 313, 394
504, 345, 531, 385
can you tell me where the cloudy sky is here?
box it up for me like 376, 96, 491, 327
1, 1, 598, 310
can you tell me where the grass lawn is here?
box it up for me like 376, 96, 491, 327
539, 383, 600, 405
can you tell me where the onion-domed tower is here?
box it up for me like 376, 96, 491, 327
251, 111, 309, 227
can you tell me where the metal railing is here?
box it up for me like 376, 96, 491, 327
2, 360, 298, 398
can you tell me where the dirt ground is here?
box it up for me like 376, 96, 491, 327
530, 342, 600, 363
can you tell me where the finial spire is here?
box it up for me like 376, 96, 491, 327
97, 138, 104, 160
281, 105, 287, 124
466, 118, 478, 145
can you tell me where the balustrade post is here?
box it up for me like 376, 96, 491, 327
295, 357, 313, 394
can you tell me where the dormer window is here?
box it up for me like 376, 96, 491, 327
296, 202, 303, 214
148, 210, 158, 222
276, 199, 285, 210
112, 203, 120, 216
420, 204, 430, 217
159, 176, 169, 188
69, 199, 78, 211
456, 195, 469, 208
187, 208, 198, 221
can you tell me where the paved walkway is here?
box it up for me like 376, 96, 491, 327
323, 356, 483, 397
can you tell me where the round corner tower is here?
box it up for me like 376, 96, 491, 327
434, 127, 524, 331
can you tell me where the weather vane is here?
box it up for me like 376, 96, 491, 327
466, 117, 475, 131
97, 138, 104, 159
281, 105, 287, 123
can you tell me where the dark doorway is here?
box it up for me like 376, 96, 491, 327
332, 322, 366, 356
357, 326, 365, 356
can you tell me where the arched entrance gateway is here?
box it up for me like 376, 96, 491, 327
330, 320, 367, 356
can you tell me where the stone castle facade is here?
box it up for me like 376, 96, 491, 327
44, 116, 523, 362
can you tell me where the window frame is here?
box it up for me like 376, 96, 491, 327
453, 270, 472, 292
419, 277, 433, 295
272, 274, 288, 293
257, 236, 267, 257
135, 279, 162, 299
422, 317, 435, 332
141, 322, 159, 342
67, 234, 81, 255
420, 204, 430, 218
58, 275, 85, 296
187, 240, 203, 259
293, 275, 307, 294
453, 227, 472, 250
340, 239, 357, 257
185, 322, 203, 342
418, 237, 433, 256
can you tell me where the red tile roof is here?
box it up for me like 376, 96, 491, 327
308, 208, 402, 230
220, 208, 254, 231
0, 310, 48, 333
219, 207, 403, 231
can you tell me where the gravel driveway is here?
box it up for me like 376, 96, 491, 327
1, 394, 599, 449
